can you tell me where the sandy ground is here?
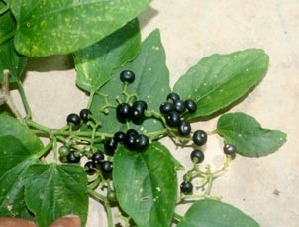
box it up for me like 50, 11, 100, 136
13, 0, 299, 226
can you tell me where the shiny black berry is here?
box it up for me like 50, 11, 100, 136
180, 181, 193, 194
193, 130, 207, 146
101, 161, 113, 173
124, 133, 137, 150
190, 149, 204, 163
116, 103, 131, 122
114, 131, 126, 143
126, 128, 139, 137
178, 120, 191, 136
84, 161, 96, 175
165, 111, 181, 127
66, 113, 81, 126
120, 70, 135, 83
167, 92, 180, 103
174, 100, 186, 114
131, 101, 147, 122
159, 102, 174, 114
224, 144, 237, 155
79, 109, 91, 122
104, 138, 118, 155
185, 99, 197, 113
66, 151, 80, 163
135, 134, 149, 151
92, 151, 105, 164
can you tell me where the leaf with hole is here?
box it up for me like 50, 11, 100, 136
24, 163, 88, 227
173, 49, 269, 120
217, 112, 286, 157
113, 142, 177, 226
74, 19, 141, 93
178, 199, 259, 227
11, 0, 150, 56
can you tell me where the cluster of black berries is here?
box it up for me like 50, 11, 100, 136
84, 151, 113, 175
105, 129, 149, 156
66, 108, 91, 126
160, 92, 197, 136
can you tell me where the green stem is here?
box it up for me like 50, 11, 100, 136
35, 142, 53, 159
173, 212, 183, 222
17, 80, 32, 119
87, 188, 113, 227
87, 91, 95, 109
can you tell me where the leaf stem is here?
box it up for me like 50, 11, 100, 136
17, 80, 32, 119
1, 70, 24, 123
173, 212, 183, 222
87, 188, 113, 227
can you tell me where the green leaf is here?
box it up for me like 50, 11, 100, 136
113, 142, 177, 227
74, 19, 141, 93
173, 49, 269, 119
178, 199, 259, 227
217, 112, 286, 157
24, 163, 88, 227
0, 136, 40, 219
0, 113, 43, 152
0, 39, 28, 84
0, 3, 27, 83
89, 29, 170, 134
0, 2, 15, 38
11, 0, 150, 56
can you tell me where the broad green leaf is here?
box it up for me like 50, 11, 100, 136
217, 112, 286, 157
10, 0, 150, 56
89, 29, 170, 134
24, 163, 88, 227
0, 39, 28, 84
0, 113, 43, 152
74, 19, 141, 93
0, 136, 40, 219
113, 142, 177, 227
173, 49, 269, 119
178, 199, 259, 227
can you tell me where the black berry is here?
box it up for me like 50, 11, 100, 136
120, 70, 135, 83
224, 144, 237, 155
124, 133, 137, 150
159, 102, 174, 114
114, 131, 126, 143
101, 161, 113, 173
165, 111, 181, 127
193, 130, 207, 146
84, 161, 96, 175
135, 134, 149, 151
178, 120, 191, 136
66, 113, 81, 126
104, 138, 118, 155
180, 181, 193, 194
185, 99, 197, 113
79, 109, 91, 122
92, 151, 105, 164
174, 100, 186, 114
66, 151, 80, 163
116, 103, 131, 122
131, 101, 147, 122
126, 128, 139, 137
167, 92, 180, 103
190, 149, 204, 163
